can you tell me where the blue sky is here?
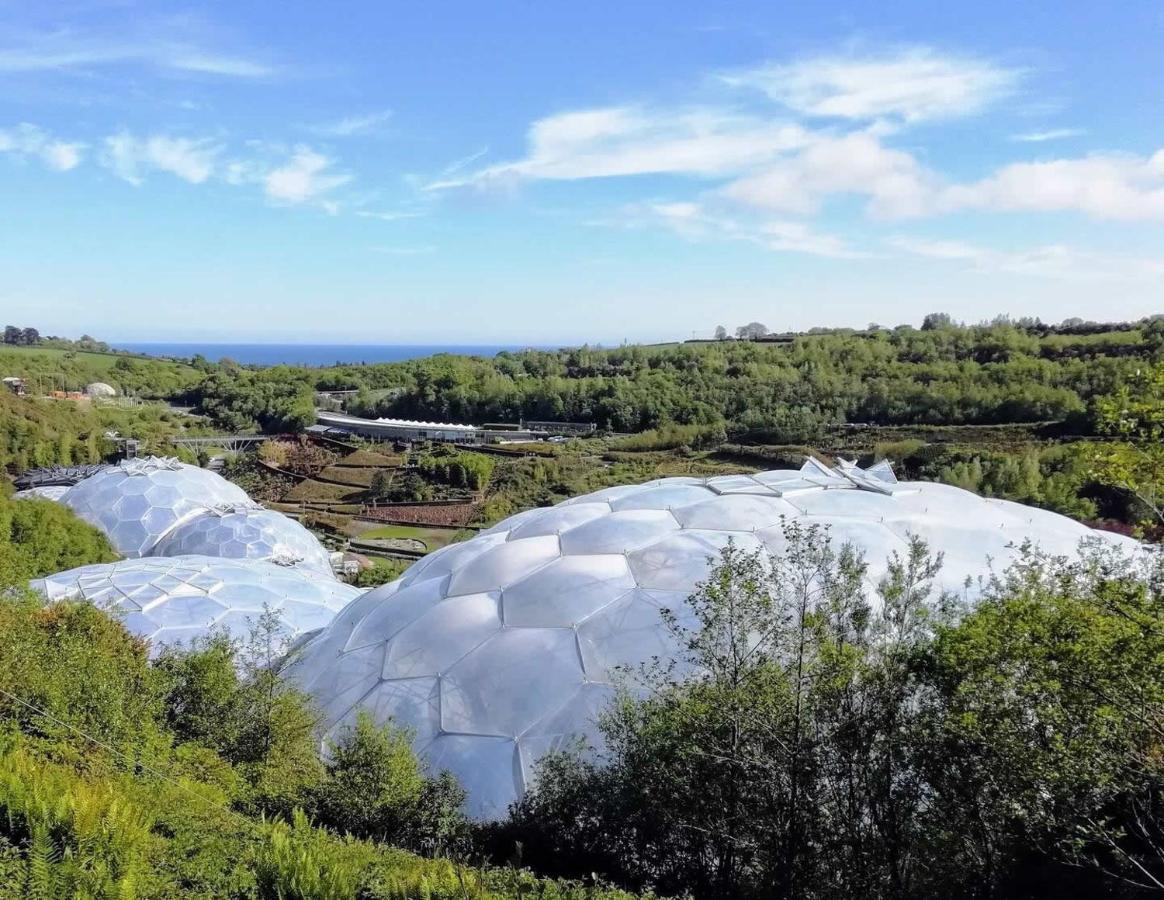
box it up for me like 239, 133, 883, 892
1, 1, 1162, 344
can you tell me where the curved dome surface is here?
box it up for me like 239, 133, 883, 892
85, 382, 117, 397
153, 505, 335, 574
32, 555, 361, 656
61, 457, 251, 557
13, 484, 71, 502
286, 460, 1135, 820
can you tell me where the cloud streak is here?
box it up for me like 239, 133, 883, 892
889, 235, 1164, 280
310, 110, 394, 138
0, 27, 275, 77
615, 200, 871, 259
722, 47, 1021, 123
429, 106, 811, 187
1009, 128, 1084, 143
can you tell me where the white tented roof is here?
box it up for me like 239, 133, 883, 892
285, 459, 1139, 820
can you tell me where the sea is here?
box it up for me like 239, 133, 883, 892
113, 343, 555, 367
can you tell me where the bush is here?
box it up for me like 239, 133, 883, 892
350, 559, 410, 588
313, 712, 468, 855
0, 490, 117, 587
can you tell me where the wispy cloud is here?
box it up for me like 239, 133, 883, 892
0, 27, 275, 77
723, 47, 1020, 123
429, 106, 810, 188
264, 148, 351, 206
438, 146, 490, 179
1009, 128, 1085, 143
0, 123, 83, 170
889, 235, 1164, 280
616, 200, 871, 259
310, 110, 394, 138
100, 133, 221, 185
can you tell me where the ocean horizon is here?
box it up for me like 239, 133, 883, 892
113, 342, 560, 367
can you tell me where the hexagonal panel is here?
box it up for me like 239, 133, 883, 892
441, 628, 585, 737
502, 554, 635, 627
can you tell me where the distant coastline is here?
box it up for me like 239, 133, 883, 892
112, 342, 557, 367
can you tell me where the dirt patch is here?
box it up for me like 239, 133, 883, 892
361, 502, 479, 527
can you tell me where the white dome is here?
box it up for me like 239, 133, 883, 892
85, 382, 117, 398
13, 484, 71, 502
285, 460, 1137, 820
153, 505, 335, 574
61, 457, 251, 557
32, 555, 361, 657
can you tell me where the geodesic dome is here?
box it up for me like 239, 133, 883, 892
61, 457, 251, 557
85, 382, 117, 398
13, 484, 71, 502
285, 459, 1138, 820
32, 555, 361, 656
153, 505, 335, 574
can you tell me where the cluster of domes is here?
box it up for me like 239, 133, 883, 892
285, 459, 1135, 820
61, 457, 252, 557
29, 456, 352, 655
25, 452, 1140, 820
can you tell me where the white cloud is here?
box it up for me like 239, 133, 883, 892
724, 138, 1164, 223
101, 133, 221, 185
721, 131, 936, 218
264, 148, 351, 205
1009, 128, 1084, 143
311, 110, 394, 137
725, 47, 1019, 122
430, 106, 811, 187
0, 123, 84, 170
619, 200, 869, 259
0, 30, 275, 78
889, 235, 1164, 280
939, 151, 1164, 220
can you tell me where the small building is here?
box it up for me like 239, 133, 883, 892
525, 420, 598, 436
316, 410, 538, 444
2, 376, 25, 395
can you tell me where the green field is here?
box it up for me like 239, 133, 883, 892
0, 344, 200, 398
354, 522, 465, 550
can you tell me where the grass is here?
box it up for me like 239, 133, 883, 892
0, 345, 152, 369
335, 448, 402, 467
317, 465, 383, 488
354, 523, 465, 551
285, 479, 364, 503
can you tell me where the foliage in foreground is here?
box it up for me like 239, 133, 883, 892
0, 487, 117, 588
0, 597, 644, 899
503, 529, 1164, 899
